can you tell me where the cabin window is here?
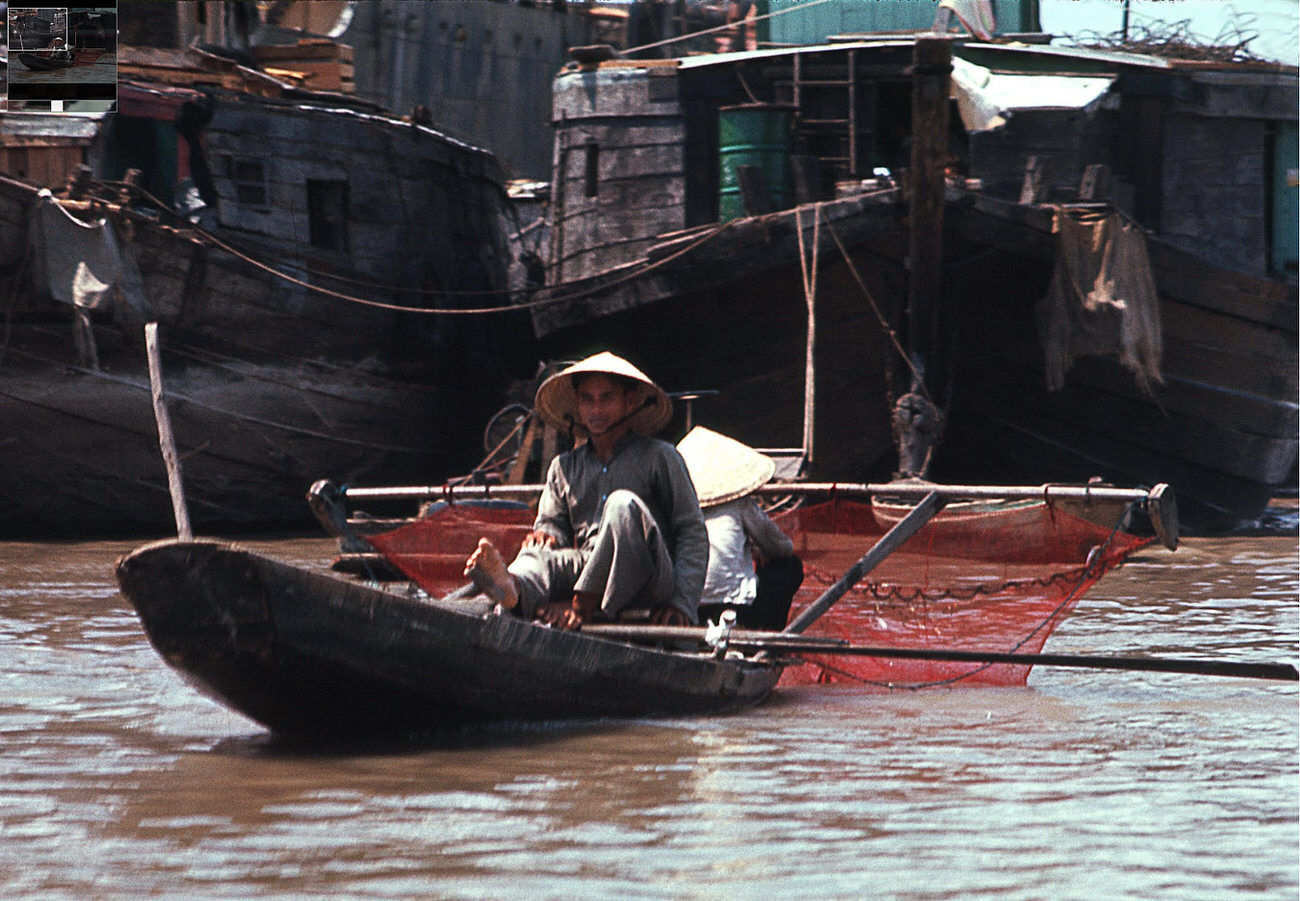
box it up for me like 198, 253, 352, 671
584, 141, 599, 198
307, 179, 349, 252
228, 156, 269, 208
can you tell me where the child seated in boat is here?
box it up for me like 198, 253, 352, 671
464, 352, 707, 631
677, 426, 804, 631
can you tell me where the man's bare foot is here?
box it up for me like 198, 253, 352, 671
464, 538, 518, 610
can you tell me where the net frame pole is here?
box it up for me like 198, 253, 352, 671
782, 490, 947, 634
579, 625, 1299, 682
332, 481, 1160, 506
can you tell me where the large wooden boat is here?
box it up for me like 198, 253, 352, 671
0, 61, 534, 536
114, 538, 783, 737
527, 38, 1298, 530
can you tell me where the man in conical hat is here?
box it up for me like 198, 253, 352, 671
47, 36, 72, 62
465, 352, 707, 629
677, 426, 803, 631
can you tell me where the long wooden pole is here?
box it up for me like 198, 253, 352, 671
336, 480, 1162, 506
145, 322, 192, 540
783, 490, 946, 634
579, 625, 1299, 682
906, 36, 952, 390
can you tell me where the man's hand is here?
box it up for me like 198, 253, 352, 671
536, 592, 600, 631
522, 530, 558, 549
536, 601, 581, 630
649, 606, 690, 627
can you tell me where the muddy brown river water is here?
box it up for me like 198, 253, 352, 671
1, 532, 1295, 900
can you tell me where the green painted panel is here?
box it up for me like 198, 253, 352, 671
101, 116, 177, 209
761, 0, 1038, 46
1272, 120, 1298, 275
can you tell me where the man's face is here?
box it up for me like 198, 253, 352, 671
575, 374, 635, 437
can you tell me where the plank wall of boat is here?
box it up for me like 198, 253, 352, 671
943, 191, 1297, 528
0, 76, 534, 534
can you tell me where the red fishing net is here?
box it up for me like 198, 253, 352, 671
366, 496, 1151, 690
773, 498, 1152, 688
366, 502, 534, 595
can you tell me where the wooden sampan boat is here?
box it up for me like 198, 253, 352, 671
17, 51, 76, 70
114, 539, 783, 738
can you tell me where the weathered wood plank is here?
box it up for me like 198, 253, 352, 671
1160, 301, 1297, 367
1063, 357, 1298, 441
557, 143, 685, 181
1150, 240, 1298, 333
554, 72, 682, 119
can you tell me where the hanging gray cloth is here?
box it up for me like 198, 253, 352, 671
1036, 208, 1163, 394
29, 188, 151, 321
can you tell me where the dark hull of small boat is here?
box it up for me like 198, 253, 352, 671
115, 540, 783, 737
17, 52, 75, 70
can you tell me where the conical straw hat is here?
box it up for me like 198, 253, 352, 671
676, 426, 775, 507
534, 351, 672, 437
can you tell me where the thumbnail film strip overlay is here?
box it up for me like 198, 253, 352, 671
7, 5, 117, 111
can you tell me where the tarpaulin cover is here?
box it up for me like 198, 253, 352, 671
368, 496, 1151, 690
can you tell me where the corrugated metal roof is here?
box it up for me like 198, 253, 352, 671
655, 36, 1300, 75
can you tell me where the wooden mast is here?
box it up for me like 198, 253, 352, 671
895, 36, 952, 478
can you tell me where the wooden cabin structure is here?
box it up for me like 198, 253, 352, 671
0, 113, 108, 188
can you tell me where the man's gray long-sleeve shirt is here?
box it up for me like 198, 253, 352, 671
533, 435, 708, 618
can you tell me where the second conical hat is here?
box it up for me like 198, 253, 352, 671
676, 425, 775, 507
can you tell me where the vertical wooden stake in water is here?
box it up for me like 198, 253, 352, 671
145, 322, 192, 540
907, 37, 952, 384
796, 205, 820, 468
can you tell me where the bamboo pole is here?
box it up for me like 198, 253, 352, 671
783, 490, 946, 633
145, 322, 192, 540
579, 625, 1299, 682
331, 480, 1176, 550
339, 480, 1163, 506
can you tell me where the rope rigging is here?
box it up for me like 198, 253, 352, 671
87, 177, 742, 316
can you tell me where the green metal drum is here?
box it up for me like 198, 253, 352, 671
718, 105, 793, 222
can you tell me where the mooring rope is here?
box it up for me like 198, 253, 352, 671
100, 179, 739, 316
